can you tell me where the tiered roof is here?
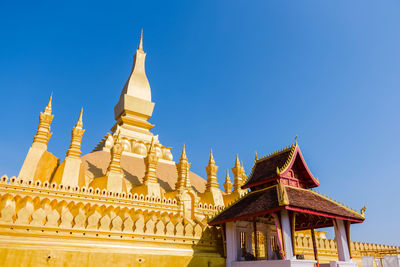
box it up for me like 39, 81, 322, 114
209, 183, 365, 227
210, 142, 365, 229
243, 142, 319, 190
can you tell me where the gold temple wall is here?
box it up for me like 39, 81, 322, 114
0, 175, 398, 267
0, 175, 225, 267
294, 232, 400, 266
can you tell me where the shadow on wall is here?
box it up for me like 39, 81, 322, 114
87, 161, 104, 178
157, 178, 173, 192
187, 226, 226, 267
123, 169, 141, 186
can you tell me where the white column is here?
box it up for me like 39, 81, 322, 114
334, 219, 351, 262
362, 256, 374, 267
383, 255, 400, 267
280, 210, 294, 259
266, 230, 274, 260
226, 222, 238, 267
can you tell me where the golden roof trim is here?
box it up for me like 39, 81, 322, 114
277, 143, 297, 175
244, 142, 297, 186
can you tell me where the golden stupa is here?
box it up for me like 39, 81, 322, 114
0, 32, 398, 267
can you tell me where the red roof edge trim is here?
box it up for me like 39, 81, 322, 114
285, 206, 364, 223
281, 146, 319, 187
208, 206, 285, 226
241, 176, 278, 189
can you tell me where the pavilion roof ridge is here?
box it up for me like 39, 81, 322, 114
243, 142, 297, 188
302, 186, 365, 219
276, 143, 297, 175
256, 142, 297, 164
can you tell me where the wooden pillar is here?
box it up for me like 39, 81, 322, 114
311, 228, 319, 267
253, 217, 258, 260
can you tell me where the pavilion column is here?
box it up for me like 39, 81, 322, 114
266, 227, 274, 260
246, 229, 253, 255
281, 210, 294, 259
333, 219, 351, 262
226, 222, 238, 267
253, 217, 259, 259
311, 228, 319, 266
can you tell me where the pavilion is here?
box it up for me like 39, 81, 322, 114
209, 141, 365, 267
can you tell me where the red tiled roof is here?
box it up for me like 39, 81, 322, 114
285, 186, 364, 221
209, 185, 364, 226
209, 186, 280, 225
242, 143, 319, 189
242, 149, 291, 188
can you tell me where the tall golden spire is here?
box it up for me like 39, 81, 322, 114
223, 169, 233, 194
66, 108, 85, 158
113, 29, 155, 142
205, 149, 219, 192
32, 95, 54, 146
175, 144, 191, 191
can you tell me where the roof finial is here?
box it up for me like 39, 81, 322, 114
225, 169, 230, 181
180, 144, 187, 160
44, 93, 53, 115
255, 151, 258, 161
138, 29, 144, 51
294, 135, 298, 144
360, 205, 367, 216
75, 107, 83, 128
209, 149, 215, 164
235, 154, 240, 167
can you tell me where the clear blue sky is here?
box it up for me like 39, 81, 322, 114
0, 1, 399, 245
